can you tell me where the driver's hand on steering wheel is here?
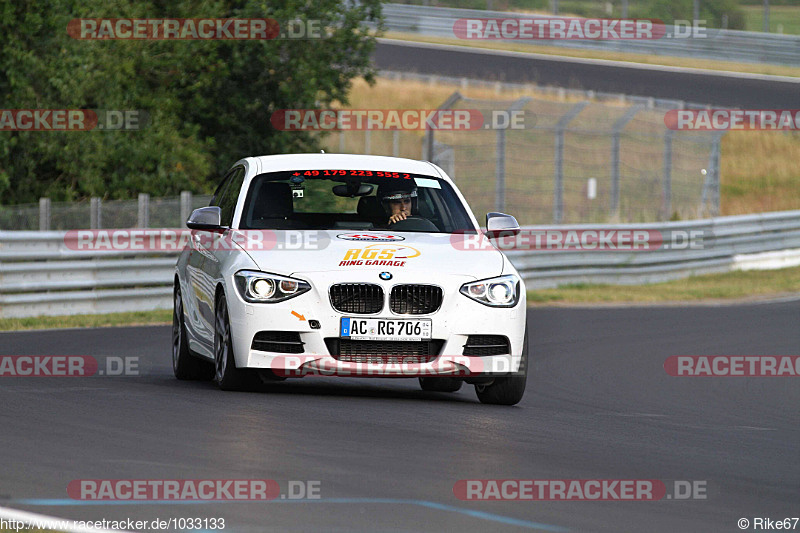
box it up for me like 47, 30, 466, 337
388, 212, 409, 225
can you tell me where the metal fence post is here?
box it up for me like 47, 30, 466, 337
710, 133, 723, 216
138, 193, 150, 228
180, 191, 193, 226
90, 197, 102, 229
339, 131, 346, 153
662, 130, 674, 220
495, 97, 530, 213
496, 127, 506, 213
610, 105, 644, 218
426, 91, 462, 162
38, 198, 50, 231
364, 130, 371, 155
554, 101, 589, 224
393, 130, 400, 157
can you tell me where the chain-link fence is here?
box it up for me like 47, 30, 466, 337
0, 193, 212, 231
321, 80, 722, 225
1, 73, 722, 229
427, 93, 721, 224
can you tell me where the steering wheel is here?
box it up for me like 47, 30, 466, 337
388, 216, 439, 231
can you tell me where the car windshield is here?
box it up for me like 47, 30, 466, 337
238, 169, 476, 233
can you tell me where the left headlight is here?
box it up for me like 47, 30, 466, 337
234, 270, 311, 303
460, 275, 520, 307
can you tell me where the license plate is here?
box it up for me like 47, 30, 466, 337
340, 317, 432, 341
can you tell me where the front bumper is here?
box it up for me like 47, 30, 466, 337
225, 271, 526, 378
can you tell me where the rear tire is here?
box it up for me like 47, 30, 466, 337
419, 377, 463, 392
475, 329, 528, 406
173, 285, 214, 381
214, 294, 259, 391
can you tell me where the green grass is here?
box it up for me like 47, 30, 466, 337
527, 265, 800, 304
0, 309, 171, 332
743, 5, 800, 34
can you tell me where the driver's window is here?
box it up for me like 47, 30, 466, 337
218, 168, 245, 227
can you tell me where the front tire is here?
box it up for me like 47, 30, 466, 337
173, 285, 214, 381
214, 293, 258, 391
475, 329, 528, 406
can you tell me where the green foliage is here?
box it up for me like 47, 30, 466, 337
0, 0, 381, 203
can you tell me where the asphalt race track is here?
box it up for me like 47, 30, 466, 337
374, 40, 800, 109
1, 302, 798, 532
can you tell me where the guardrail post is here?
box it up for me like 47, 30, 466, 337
90, 197, 102, 229
38, 198, 50, 231
554, 101, 589, 224
180, 191, 192, 226
610, 105, 644, 219
662, 130, 674, 220
138, 193, 150, 228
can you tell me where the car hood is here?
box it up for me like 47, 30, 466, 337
236, 230, 505, 280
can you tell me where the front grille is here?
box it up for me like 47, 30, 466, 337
330, 283, 384, 314
390, 284, 443, 315
462, 335, 510, 356
325, 338, 444, 363
251, 331, 304, 353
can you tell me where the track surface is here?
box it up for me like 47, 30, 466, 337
374, 40, 800, 108
1, 302, 798, 532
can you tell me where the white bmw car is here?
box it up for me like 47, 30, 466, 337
173, 153, 528, 405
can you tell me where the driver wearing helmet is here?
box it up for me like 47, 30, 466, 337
379, 183, 418, 226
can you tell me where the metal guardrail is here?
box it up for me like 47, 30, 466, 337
2, 210, 800, 318
381, 3, 800, 67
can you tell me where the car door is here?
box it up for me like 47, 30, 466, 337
193, 166, 246, 346
187, 167, 243, 350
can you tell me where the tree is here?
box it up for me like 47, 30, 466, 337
0, 0, 382, 204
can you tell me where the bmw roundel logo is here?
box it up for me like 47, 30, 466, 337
379, 272, 392, 280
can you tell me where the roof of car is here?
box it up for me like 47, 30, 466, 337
242, 153, 449, 182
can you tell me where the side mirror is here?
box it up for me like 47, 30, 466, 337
485, 212, 521, 238
186, 206, 225, 231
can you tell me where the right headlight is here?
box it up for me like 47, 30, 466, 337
459, 275, 520, 307
234, 270, 311, 303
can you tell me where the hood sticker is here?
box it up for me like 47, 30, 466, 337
337, 233, 405, 242
339, 244, 420, 267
